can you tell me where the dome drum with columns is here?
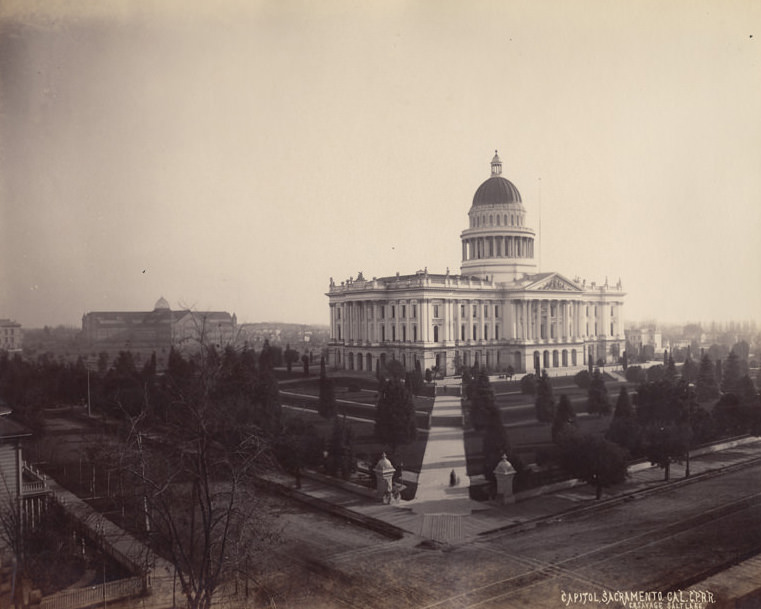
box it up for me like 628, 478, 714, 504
326, 152, 625, 377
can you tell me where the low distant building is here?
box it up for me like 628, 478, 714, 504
0, 319, 22, 353
625, 326, 664, 358
81, 298, 237, 366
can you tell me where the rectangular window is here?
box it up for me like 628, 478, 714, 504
484, 325, 489, 340
484, 305, 489, 318
337, 308, 341, 320
402, 326, 407, 341
381, 326, 386, 341
412, 304, 417, 319
402, 305, 406, 318
473, 305, 477, 318
495, 305, 500, 318
461, 325, 465, 341
391, 305, 396, 318
473, 324, 477, 340
460, 304, 465, 317
433, 305, 440, 318
413, 326, 418, 341
610, 323, 614, 336
495, 325, 500, 340
381, 306, 385, 319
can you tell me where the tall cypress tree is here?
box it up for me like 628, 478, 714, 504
317, 357, 337, 419
375, 377, 417, 452
535, 371, 555, 423
587, 369, 610, 416
696, 354, 719, 401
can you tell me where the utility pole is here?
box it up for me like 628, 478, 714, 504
87, 368, 92, 417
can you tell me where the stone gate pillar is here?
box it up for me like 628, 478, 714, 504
493, 454, 517, 504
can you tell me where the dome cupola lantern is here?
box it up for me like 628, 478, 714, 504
460, 150, 537, 283
491, 150, 502, 177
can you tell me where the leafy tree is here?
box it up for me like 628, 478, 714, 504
557, 431, 628, 499
520, 373, 537, 396
587, 369, 611, 416
696, 354, 719, 401
574, 369, 591, 390
646, 365, 665, 383
375, 376, 417, 451
317, 357, 337, 419
534, 371, 555, 423
634, 380, 680, 427
625, 365, 646, 384
721, 350, 743, 394
664, 356, 678, 384
552, 394, 576, 444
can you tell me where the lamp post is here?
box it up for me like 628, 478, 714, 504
685, 383, 694, 478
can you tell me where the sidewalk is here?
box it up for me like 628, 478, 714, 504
278, 432, 761, 545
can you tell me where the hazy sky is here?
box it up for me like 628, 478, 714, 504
1, 0, 760, 329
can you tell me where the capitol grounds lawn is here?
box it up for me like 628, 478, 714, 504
277, 371, 632, 495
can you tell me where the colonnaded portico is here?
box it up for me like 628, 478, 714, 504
326, 151, 626, 376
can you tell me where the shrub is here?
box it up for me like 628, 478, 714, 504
574, 370, 591, 389
520, 373, 537, 395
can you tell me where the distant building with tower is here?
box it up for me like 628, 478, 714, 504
81, 298, 237, 367
326, 151, 626, 376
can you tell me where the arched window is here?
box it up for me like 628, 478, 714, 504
543, 350, 550, 369
552, 350, 559, 367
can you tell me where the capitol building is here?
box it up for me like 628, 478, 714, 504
326, 152, 625, 377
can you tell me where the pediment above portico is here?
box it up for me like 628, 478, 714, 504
523, 272, 584, 293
